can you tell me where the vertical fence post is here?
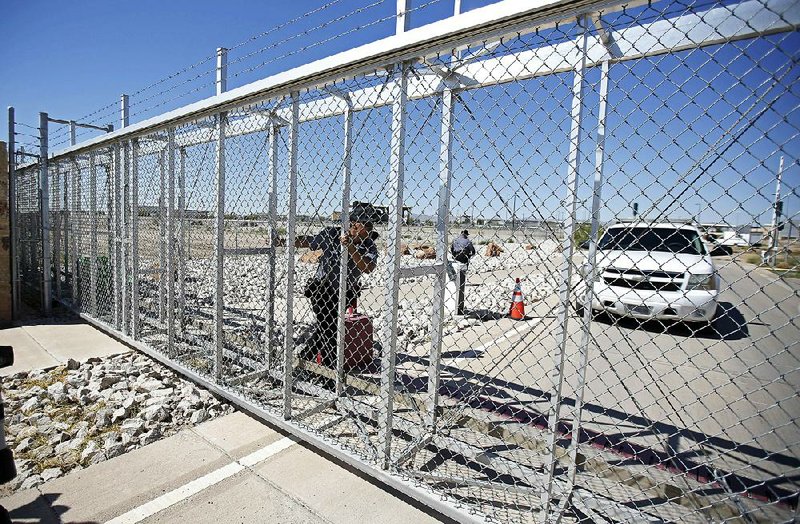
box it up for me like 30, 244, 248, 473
106, 155, 113, 315
53, 164, 61, 302
158, 149, 166, 324
427, 86, 455, 430
216, 48, 228, 96
70, 158, 79, 309
7, 107, 18, 319
120, 95, 130, 334
396, 0, 410, 34
121, 142, 129, 334
336, 100, 353, 396
379, 63, 408, 468
69, 121, 76, 147
89, 151, 98, 316
39, 112, 51, 315
541, 15, 588, 519
266, 122, 279, 371
63, 160, 70, 302
177, 147, 186, 332
120, 94, 130, 129
112, 143, 122, 329
215, 111, 226, 380
131, 139, 140, 340
283, 93, 300, 419
213, 46, 228, 379
568, 58, 609, 494
166, 128, 176, 356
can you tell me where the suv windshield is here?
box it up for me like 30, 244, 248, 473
599, 227, 705, 255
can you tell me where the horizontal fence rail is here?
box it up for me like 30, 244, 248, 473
9, 0, 800, 522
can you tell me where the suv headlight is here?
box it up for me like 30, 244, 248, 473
687, 273, 716, 291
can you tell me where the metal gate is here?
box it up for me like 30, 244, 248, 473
8, 0, 800, 522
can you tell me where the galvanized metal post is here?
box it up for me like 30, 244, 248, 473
89, 151, 98, 316
379, 63, 408, 468
427, 87, 455, 429
396, 0, 410, 34
216, 48, 228, 96
112, 143, 122, 329
63, 159, 71, 301
106, 159, 113, 300
39, 112, 52, 315
120, 94, 130, 129
53, 164, 62, 302
568, 58, 609, 494
7, 107, 19, 319
60, 161, 68, 302
266, 122, 279, 371
283, 93, 300, 419
131, 139, 140, 340
121, 141, 130, 334
336, 101, 353, 397
70, 158, 79, 309
177, 147, 186, 331
158, 149, 166, 324
215, 111, 227, 380
120, 95, 130, 334
69, 121, 76, 146
166, 129, 176, 356
541, 16, 588, 519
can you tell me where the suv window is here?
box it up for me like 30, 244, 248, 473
599, 227, 705, 255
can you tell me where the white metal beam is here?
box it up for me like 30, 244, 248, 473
122, 0, 796, 159
52, 0, 796, 160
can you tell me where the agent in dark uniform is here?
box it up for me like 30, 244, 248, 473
296, 209, 378, 366
450, 230, 476, 315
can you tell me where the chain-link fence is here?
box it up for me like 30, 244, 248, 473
10, 0, 800, 522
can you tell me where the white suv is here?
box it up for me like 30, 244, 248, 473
582, 222, 720, 323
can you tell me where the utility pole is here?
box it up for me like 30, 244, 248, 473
511, 194, 517, 237
765, 156, 784, 266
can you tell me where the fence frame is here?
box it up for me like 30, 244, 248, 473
9, 0, 799, 521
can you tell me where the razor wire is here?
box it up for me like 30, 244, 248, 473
10, 0, 800, 522
45, 0, 459, 147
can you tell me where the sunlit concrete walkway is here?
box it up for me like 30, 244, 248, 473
0, 321, 449, 524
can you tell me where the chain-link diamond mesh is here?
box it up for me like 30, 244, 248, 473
14, 0, 800, 521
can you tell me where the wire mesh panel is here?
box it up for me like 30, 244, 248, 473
14, 0, 800, 522
14, 165, 41, 311
70, 154, 90, 313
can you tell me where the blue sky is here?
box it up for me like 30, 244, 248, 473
2, 0, 798, 228
1, 0, 494, 143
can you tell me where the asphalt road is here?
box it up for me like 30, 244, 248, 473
391, 256, 799, 504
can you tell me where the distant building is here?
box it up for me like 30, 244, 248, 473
138, 205, 210, 219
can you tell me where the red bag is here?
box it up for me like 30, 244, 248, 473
343, 306, 373, 369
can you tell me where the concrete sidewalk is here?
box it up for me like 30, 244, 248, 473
1, 412, 446, 523
0, 321, 130, 375
0, 322, 450, 523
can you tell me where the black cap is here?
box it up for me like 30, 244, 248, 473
461, 230, 469, 236
349, 203, 377, 227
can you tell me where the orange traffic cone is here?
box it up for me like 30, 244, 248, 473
508, 278, 526, 320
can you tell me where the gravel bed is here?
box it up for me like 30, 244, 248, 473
1, 352, 233, 492
171, 241, 561, 351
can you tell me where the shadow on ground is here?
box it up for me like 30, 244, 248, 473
591, 301, 750, 340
